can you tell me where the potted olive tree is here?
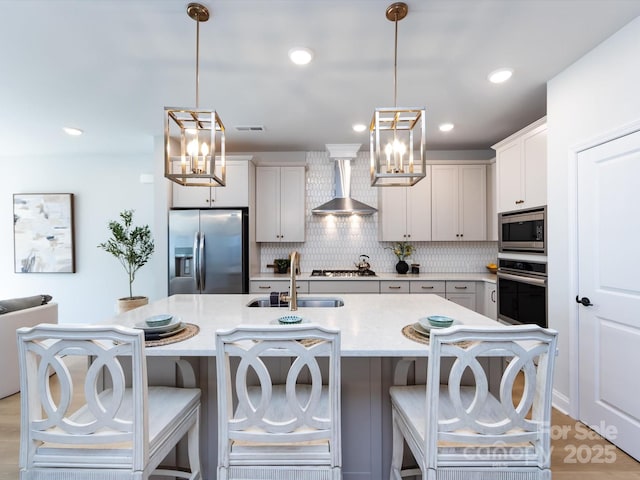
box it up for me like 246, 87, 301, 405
98, 210, 155, 313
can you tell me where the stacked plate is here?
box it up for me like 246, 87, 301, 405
135, 314, 185, 340
412, 316, 459, 337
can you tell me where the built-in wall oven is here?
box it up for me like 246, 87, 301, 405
497, 258, 547, 328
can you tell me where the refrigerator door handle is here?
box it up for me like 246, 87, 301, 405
198, 232, 205, 291
193, 232, 201, 291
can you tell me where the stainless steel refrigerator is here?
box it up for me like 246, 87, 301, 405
168, 209, 249, 294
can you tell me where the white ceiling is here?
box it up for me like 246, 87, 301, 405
1, 0, 639, 157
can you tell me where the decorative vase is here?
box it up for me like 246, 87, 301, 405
117, 296, 148, 314
395, 260, 409, 274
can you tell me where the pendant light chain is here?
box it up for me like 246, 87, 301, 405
195, 10, 200, 108
393, 11, 398, 108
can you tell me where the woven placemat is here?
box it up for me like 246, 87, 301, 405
401, 324, 474, 348
402, 324, 431, 345
145, 323, 199, 347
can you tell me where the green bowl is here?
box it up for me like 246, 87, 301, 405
145, 314, 173, 327
426, 315, 454, 328
278, 315, 303, 325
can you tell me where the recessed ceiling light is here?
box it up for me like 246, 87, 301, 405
439, 123, 454, 132
352, 123, 366, 133
288, 47, 313, 65
488, 68, 513, 84
63, 127, 83, 136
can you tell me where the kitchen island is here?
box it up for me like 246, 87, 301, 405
108, 293, 500, 479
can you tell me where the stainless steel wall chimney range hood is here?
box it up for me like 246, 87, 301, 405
311, 144, 378, 216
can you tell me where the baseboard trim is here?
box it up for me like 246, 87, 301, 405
552, 388, 570, 416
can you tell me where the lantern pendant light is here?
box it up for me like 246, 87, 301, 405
164, 3, 226, 187
370, 2, 426, 187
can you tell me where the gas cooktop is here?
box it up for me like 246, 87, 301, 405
311, 269, 377, 277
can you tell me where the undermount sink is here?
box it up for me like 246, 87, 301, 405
247, 297, 345, 308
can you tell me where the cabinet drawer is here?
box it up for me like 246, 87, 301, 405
445, 281, 476, 293
308, 281, 379, 294
409, 281, 446, 294
249, 280, 309, 294
380, 281, 410, 294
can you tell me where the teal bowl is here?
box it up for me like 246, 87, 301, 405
426, 315, 454, 328
278, 315, 303, 325
145, 314, 173, 327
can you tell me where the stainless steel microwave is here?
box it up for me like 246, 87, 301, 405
498, 206, 546, 254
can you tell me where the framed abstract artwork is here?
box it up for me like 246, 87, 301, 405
13, 193, 76, 273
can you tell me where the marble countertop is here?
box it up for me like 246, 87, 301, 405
251, 272, 497, 283
107, 293, 500, 357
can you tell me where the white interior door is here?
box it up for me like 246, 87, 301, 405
577, 128, 640, 461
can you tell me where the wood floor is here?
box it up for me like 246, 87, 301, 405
2, 362, 639, 479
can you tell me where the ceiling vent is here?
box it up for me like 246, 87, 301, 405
235, 125, 265, 132
311, 144, 378, 216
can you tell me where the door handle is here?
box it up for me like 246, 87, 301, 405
575, 295, 593, 307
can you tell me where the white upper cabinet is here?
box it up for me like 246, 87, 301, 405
172, 160, 253, 208
486, 161, 498, 241
255, 166, 305, 242
493, 118, 547, 213
431, 164, 486, 241
378, 165, 431, 241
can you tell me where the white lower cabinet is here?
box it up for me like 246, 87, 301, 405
445, 281, 477, 311
248, 278, 496, 316
249, 280, 309, 294
409, 281, 446, 297
380, 281, 410, 294
480, 282, 497, 320
308, 281, 379, 294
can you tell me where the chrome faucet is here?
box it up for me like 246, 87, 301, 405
288, 251, 300, 311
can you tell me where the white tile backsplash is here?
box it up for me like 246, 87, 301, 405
260, 151, 498, 273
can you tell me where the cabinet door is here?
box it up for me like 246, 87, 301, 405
406, 165, 431, 241
459, 165, 486, 241
256, 166, 305, 242
522, 126, 547, 209
255, 167, 281, 242
496, 140, 522, 212
249, 280, 309, 294
378, 186, 408, 241
212, 162, 249, 206
431, 165, 460, 241
279, 166, 306, 242
172, 185, 212, 208
486, 162, 498, 241
172, 161, 249, 208
446, 293, 477, 311
484, 284, 497, 320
